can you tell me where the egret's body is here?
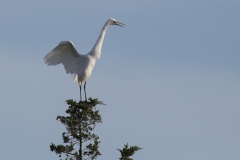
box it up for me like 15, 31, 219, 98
44, 18, 124, 101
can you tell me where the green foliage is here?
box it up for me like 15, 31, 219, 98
50, 98, 105, 160
117, 143, 142, 160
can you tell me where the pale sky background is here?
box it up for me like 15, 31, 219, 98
0, 0, 240, 160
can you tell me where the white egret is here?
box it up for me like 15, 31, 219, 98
44, 18, 124, 102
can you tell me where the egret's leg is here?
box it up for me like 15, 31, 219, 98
79, 82, 82, 102
84, 82, 87, 102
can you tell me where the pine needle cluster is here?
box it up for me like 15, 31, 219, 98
117, 143, 142, 160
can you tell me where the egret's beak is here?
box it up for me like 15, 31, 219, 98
113, 21, 125, 27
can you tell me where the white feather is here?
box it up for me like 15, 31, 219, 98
44, 41, 81, 74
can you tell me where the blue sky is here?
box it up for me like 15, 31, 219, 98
0, 0, 240, 160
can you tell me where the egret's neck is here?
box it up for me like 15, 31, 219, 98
90, 22, 110, 59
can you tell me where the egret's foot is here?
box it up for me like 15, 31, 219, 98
84, 100, 91, 106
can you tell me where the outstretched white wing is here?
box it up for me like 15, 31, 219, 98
44, 41, 83, 74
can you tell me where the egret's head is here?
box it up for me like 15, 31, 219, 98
108, 18, 124, 27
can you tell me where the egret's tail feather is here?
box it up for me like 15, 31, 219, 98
73, 74, 78, 82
